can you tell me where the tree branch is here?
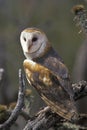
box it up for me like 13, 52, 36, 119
0, 69, 25, 130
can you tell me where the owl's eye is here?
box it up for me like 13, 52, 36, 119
23, 37, 26, 42
32, 37, 38, 42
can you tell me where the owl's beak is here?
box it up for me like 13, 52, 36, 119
24, 40, 33, 53
28, 42, 33, 51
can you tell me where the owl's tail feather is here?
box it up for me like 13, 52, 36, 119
41, 94, 78, 121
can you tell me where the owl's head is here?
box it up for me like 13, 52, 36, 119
20, 28, 51, 60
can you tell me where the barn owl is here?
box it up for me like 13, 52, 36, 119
20, 27, 77, 121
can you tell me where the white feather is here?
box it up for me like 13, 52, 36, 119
24, 59, 36, 66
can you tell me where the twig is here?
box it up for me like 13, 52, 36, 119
0, 69, 25, 130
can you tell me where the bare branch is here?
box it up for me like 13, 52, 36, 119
0, 69, 25, 130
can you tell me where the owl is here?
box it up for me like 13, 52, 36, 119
20, 28, 77, 121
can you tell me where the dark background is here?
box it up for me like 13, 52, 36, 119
0, 0, 87, 129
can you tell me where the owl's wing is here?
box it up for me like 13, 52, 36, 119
42, 56, 74, 97
23, 59, 77, 121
